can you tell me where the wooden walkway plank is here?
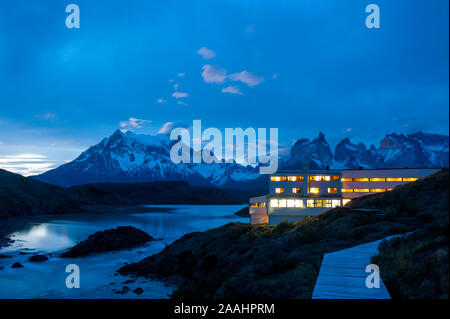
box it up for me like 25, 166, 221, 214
312, 238, 392, 299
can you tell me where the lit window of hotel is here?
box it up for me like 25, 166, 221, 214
370, 178, 386, 182
287, 176, 303, 182
270, 199, 279, 207
294, 199, 303, 208
370, 189, 387, 193
287, 199, 296, 208
354, 189, 370, 192
309, 187, 319, 194
387, 188, 393, 191
341, 178, 353, 181
271, 176, 287, 182
386, 178, 402, 182
332, 200, 341, 208
307, 200, 329, 208
292, 187, 302, 194
271, 199, 304, 208
342, 188, 353, 192
328, 187, 338, 193
342, 199, 351, 206
354, 178, 370, 182
310, 175, 339, 181
275, 188, 284, 194
403, 178, 419, 182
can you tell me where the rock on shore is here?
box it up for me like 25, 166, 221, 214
234, 206, 250, 217
29, 254, 49, 262
61, 226, 155, 258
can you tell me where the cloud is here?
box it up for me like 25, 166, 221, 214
177, 73, 185, 77
158, 121, 191, 135
201, 64, 227, 84
173, 83, 179, 90
177, 101, 188, 106
221, 85, 243, 95
35, 112, 58, 120
228, 71, 264, 87
201, 65, 264, 88
119, 117, 152, 131
156, 98, 167, 103
172, 91, 189, 99
0, 141, 3, 145
197, 47, 216, 59
0, 153, 57, 176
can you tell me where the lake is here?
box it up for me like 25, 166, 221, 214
0, 204, 247, 299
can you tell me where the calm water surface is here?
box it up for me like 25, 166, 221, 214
0, 205, 247, 299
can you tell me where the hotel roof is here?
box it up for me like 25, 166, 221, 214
273, 169, 341, 174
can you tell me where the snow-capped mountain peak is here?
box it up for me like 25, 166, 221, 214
35, 130, 261, 188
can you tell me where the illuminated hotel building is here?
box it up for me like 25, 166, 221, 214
249, 168, 440, 225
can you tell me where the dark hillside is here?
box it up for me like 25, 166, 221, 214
69, 181, 243, 205
0, 169, 80, 219
0, 169, 251, 221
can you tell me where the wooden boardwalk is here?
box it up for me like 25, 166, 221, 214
312, 238, 392, 299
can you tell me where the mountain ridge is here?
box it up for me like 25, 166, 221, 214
33, 130, 449, 188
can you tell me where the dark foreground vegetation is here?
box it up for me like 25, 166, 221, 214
61, 226, 154, 257
372, 227, 448, 299
119, 168, 449, 299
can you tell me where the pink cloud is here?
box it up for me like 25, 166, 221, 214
228, 70, 264, 87
172, 92, 189, 99
197, 47, 216, 59
201, 64, 227, 84
221, 85, 243, 95
119, 117, 152, 131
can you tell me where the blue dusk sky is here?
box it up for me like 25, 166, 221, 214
0, 0, 448, 175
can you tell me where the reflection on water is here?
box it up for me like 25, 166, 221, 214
3, 205, 246, 253
8, 224, 74, 252
0, 205, 247, 299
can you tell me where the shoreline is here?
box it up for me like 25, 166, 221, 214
0, 205, 177, 249
0, 203, 247, 250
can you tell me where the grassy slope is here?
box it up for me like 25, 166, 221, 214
119, 168, 449, 299
351, 168, 449, 299
372, 225, 448, 299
